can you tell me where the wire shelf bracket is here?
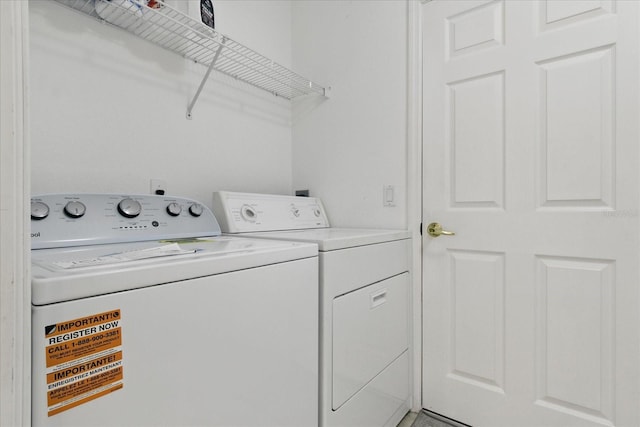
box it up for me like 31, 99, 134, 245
52, 0, 329, 119
186, 37, 225, 120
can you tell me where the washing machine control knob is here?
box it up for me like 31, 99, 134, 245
31, 201, 50, 220
313, 207, 321, 217
118, 198, 142, 218
291, 207, 300, 217
166, 202, 182, 217
189, 203, 204, 217
64, 201, 87, 218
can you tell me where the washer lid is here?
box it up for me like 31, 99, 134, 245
31, 236, 317, 305
234, 228, 410, 251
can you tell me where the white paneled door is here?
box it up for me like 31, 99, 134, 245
422, 1, 639, 426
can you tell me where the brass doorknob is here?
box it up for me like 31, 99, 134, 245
426, 222, 455, 238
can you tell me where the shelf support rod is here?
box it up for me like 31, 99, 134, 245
186, 37, 226, 120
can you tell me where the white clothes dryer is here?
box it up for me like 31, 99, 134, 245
212, 191, 412, 427
31, 193, 319, 427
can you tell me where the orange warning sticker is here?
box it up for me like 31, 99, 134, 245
46, 326, 121, 368
48, 382, 123, 417
44, 310, 123, 417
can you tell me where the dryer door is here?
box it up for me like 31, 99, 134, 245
332, 272, 409, 409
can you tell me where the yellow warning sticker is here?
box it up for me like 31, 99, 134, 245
44, 310, 123, 417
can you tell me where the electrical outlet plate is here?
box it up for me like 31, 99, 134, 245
150, 179, 167, 195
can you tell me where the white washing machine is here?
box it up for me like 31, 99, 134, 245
30, 193, 319, 427
212, 191, 411, 427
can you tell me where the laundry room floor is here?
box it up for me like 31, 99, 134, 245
398, 410, 465, 427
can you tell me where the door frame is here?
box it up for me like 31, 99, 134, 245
406, 0, 424, 413
0, 1, 31, 425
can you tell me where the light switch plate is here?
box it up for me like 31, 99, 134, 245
383, 185, 395, 207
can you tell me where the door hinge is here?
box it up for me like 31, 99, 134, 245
420, 222, 423, 236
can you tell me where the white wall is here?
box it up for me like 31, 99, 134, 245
30, 0, 294, 210
291, 1, 408, 229
31, 1, 409, 226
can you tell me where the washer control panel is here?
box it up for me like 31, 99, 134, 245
212, 191, 330, 233
31, 193, 221, 249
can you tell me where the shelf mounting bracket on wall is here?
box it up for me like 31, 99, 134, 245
186, 37, 226, 120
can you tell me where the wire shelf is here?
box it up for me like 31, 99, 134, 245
53, 0, 328, 104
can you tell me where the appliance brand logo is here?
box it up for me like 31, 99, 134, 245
31, 232, 40, 238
